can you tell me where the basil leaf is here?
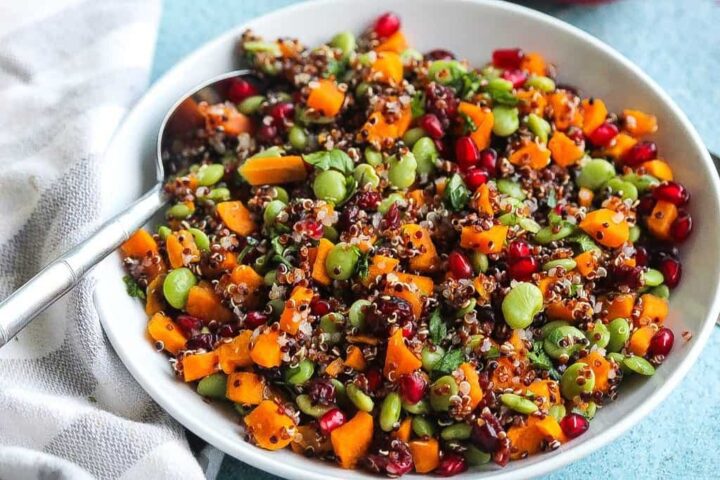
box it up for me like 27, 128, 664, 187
432, 349, 465, 375
444, 173, 470, 211
528, 340, 553, 370
302, 149, 354, 176
428, 309, 447, 345
123, 275, 146, 300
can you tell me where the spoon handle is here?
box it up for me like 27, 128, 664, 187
0, 184, 166, 348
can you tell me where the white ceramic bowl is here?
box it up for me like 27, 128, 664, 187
94, 0, 720, 478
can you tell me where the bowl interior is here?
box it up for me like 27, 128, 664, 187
95, 0, 720, 479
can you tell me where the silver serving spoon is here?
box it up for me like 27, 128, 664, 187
0, 69, 253, 348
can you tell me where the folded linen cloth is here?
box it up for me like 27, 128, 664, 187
0, 1, 206, 478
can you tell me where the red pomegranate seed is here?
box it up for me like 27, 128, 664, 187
319, 408, 346, 434
500, 69, 528, 88
658, 256, 682, 289
401, 322, 415, 338
623, 141, 657, 167
310, 298, 331, 316
508, 256, 538, 281
420, 113, 445, 139
560, 413, 589, 439
269, 102, 295, 125
449, 251, 473, 279
464, 168, 489, 191
479, 148, 498, 176
492, 48, 524, 70
507, 240, 531, 261
436, 454, 468, 477
257, 124, 278, 143
228, 78, 258, 103
176, 315, 203, 336
366, 368, 382, 392
649, 328, 675, 357
670, 210, 693, 243
218, 324, 238, 338
425, 49, 455, 60
455, 136, 480, 170
637, 195, 657, 216
653, 181, 690, 206
635, 246, 649, 267
398, 372, 427, 404
588, 123, 619, 147
374, 12, 400, 38
245, 311, 268, 329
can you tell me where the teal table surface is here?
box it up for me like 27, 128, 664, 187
151, 1, 720, 478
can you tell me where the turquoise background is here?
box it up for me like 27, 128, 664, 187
152, 1, 720, 478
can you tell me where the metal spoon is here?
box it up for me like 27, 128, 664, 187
0, 69, 252, 347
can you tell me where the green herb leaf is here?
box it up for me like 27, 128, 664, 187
324, 59, 347, 79
444, 173, 470, 211
528, 340, 553, 370
486, 87, 518, 107
411, 91, 426, 118
428, 309, 447, 345
569, 232, 600, 252
432, 349, 465, 375
459, 70, 484, 100
356, 250, 370, 279
123, 275, 146, 300
460, 111, 477, 134
302, 149, 354, 176
549, 368, 562, 381
483, 345, 500, 359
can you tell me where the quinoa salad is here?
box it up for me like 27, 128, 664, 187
119, 12, 692, 477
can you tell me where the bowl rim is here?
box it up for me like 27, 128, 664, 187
97, 0, 720, 479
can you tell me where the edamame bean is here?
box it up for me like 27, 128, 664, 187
239, 95, 266, 115
524, 75, 556, 92
534, 224, 575, 244
540, 320, 570, 339
577, 159, 616, 191
464, 445, 492, 466
402, 127, 425, 147
197, 372, 227, 399
500, 393, 539, 414
412, 416, 436, 437
378, 193, 405, 214
402, 398, 430, 415
492, 106, 519, 137
285, 359, 315, 385
456, 298, 476, 318
606, 317, 631, 353
347, 384, 374, 412
263, 269, 278, 287
544, 325, 588, 359
313, 170, 347, 204
188, 228, 210, 252
330, 378, 349, 408
470, 251, 489, 273
441, 423, 473, 440
270, 186, 289, 204
502, 282, 544, 329
421, 346, 445, 372
355, 82, 370, 98
349, 299, 371, 331
519, 217, 541, 233
163, 268, 197, 309
606, 177, 638, 201
168, 203, 192, 220
586, 322, 610, 349
542, 258, 577, 271
157, 225, 171, 240
197, 164, 225, 187
206, 187, 230, 202
622, 173, 659, 192
607, 352, 626, 367
527, 113, 552, 144
387, 152, 418, 189
644, 268, 664, 287
379, 392, 402, 432
650, 285, 670, 299
400, 48, 423, 63
364, 146, 383, 166
496, 179, 526, 200
623, 356, 655, 375
268, 298, 284, 319
428, 60, 467, 85
263, 199, 286, 226
548, 404, 566, 422
323, 225, 339, 242
288, 125, 308, 150
296, 394, 332, 417
330, 31, 356, 58
487, 77, 513, 92
320, 313, 343, 344
412, 137, 438, 174
573, 401, 597, 420
325, 242, 360, 280
560, 362, 595, 400
430, 375, 459, 411
243, 40, 281, 55
353, 163, 380, 189
629, 225, 641, 243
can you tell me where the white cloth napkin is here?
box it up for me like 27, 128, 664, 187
0, 1, 207, 478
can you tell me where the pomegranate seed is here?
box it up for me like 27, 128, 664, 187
436, 454, 468, 477
588, 123, 618, 147
176, 315, 203, 337
218, 324, 238, 338
401, 322, 415, 338
419, 113, 445, 139
310, 298, 331, 316
228, 78, 258, 103
637, 195, 657, 216
472, 416, 501, 453
492, 48, 524, 70
425, 49, 455, 60
373, 12, 400, 38
355, 191, 382, 210
257, 124, 278, 143
560, 413, 589, 439
658, 256, 682, 289
448, 251, 473, 279
670, 210, 693, 243
624, 141, 657, 167
383, 203, 401, 230
635, 246, 649, 267
653, 181, 690, 206
478, 148, 498, 176
455, 136, 480, 170
269, 102, 294, 126
366, 368, 383, 392
507, 240, 531, 261
318, 408, 346, 434
398, 372, 427, 404
186, 333, 215, 351
245, 311, 268, 329
464, 167, 489, 191
500, 69, 528, 88
649, 328, 675, 356
308, 379, 336, 405
508, 256, 538, 281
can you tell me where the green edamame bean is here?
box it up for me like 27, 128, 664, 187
402, 127, 425, 148
492, 106, 519, 137
577, 159, 616, 191
412, 137, 438, 175
168, 203, 192, 220
456, 298, 476, 318
606, 177, 638, 201
330, 31, 356, 58
548, 404, 566, 422
487, 77, 513, 92
250, 146, 284, 159
470, 251, 489, 273
586, 322, 610, 349
313, 170, 347, 204
355, 82, 370, 98
296, 394, 332, 417
188, 228, 210, 252
496, 179, 526, 200
379, 392, 402, 432
622, 173, 659, 193
519, 217, 541, 233
421, 346, 445, 372
243, 40, 281, 55
560, 362, 595, 400
542, 258, 577, 271
500, 393, 539, 414
364, 146, 383, 166
378, 193, 405, 214
157, 225, 171, 240
263, 269, 278, 287
430, 375, 459, 412
629, 225, 641, 243
524, 75, 556, 92
650, 285, 670, 299
285, 359, 315, 385
197, 372, 227, 399
464, 445, 492, 466
349, 299, 371, 331
197, 164, 225, 187
428, 60, 467, 85
481, 65, 502, 79
502, 282, 544, 329
527, 113, 552, 144
606, 317, 631, 353
387, 152, 418, 189
288, 125, 308, 150
330, 378, 349, 408
206, 187, 230, 202
325, 242, 360, 281
323, 225, 339, 242
268, 299, 284, 319
239, 95, 266, 115
573, 401, 597, 420
623, 356, 655, 376
320, 313, 343, 344
540, 320, 570, 339
353, 164, 380, 189
263, 200, 286, 226
163, 268, 197, 309
534, 224, 575, 244
498, 212, 519, 226
644, 268, 664, 287
400, 48, 423, 63
607, 352, 626, 368
441, 423, 473, 440
544, 325, 588, 359
347, 384, 374, 412
412, 416, 436, 437
402, 398, 430, 415
270, 186, 289, 204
